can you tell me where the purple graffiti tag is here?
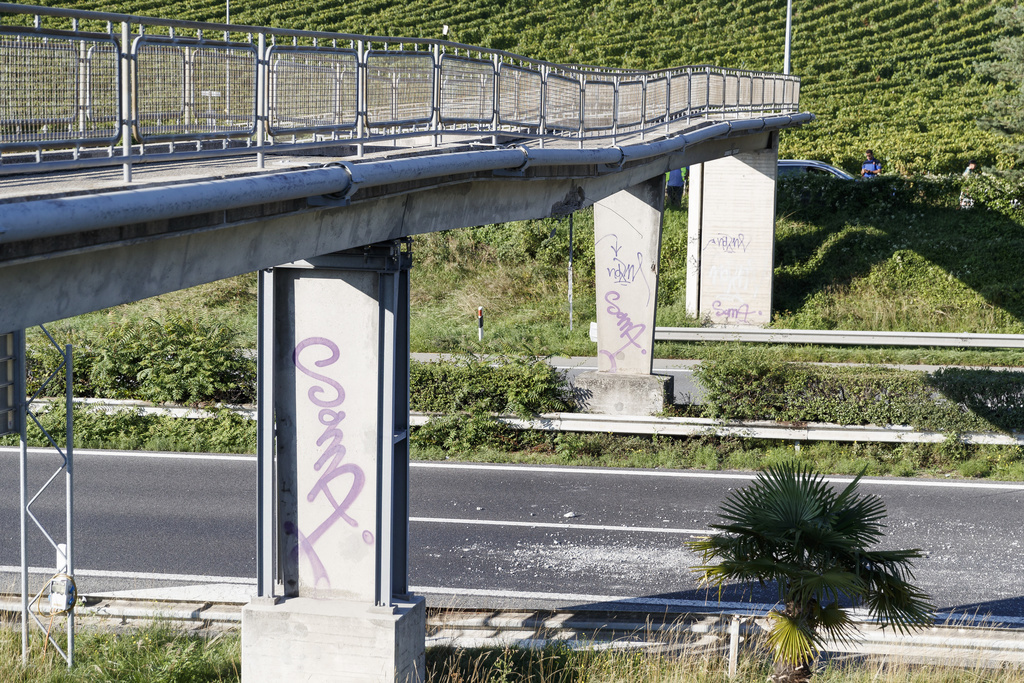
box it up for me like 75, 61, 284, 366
703, 232, 750, 254
596, 233, 653, 304
598, 290, 648, 372
292, 337, 375, 590
711, 300, 763, 323
294, 337, 345, 407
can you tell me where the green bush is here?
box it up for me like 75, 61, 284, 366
410, 352, 572, 451
693, 344, 1023, 435
27, 317, 255, 405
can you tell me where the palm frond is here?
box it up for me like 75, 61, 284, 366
767, 610, 819, 666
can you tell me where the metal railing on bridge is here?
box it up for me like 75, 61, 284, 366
0, 3, 800, 180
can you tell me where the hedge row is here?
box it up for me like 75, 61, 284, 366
27, 316, 256, 405
694, 346, 1024, 434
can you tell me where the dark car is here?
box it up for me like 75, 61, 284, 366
777, 159, 854, 180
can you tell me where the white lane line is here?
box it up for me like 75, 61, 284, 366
0, 447, 255, 462
0, 565, 254, 584
4, 447, 1023, 490
412, 462, 1024, 491
411, 517, 709, 535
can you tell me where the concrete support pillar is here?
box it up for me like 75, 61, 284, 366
579, 175, 671, 415
685, 140, 779, 326
244, 241, 423, 683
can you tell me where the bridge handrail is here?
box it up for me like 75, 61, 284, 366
0, 3, 801, 180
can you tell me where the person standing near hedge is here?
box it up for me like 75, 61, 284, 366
860, 149, 882, 179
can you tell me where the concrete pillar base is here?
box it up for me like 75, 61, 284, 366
241, 595, 426, 683
573, 371, 673, 416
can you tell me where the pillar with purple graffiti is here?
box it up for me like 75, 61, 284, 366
592, 175, 665, 375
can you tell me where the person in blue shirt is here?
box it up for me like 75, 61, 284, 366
860, 149, 882, 179
666, 168, 685, 206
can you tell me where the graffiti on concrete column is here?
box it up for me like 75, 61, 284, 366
598, 290, 648, 372
292, 336, 375, 590
597, 233, 652, 305
703, 232, 750, 254
711, 300, 763, 323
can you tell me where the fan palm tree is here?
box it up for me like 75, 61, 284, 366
687, 462, 933, 683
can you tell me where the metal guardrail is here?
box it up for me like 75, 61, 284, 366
591, 323, 1024, 349
0, 3, 800, 180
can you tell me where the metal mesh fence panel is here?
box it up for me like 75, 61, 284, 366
709, 72, 725, 108
786, 79, 800, 106
618, 80, 643, 127
645, 77, 667, 122
669, 72, 690, 116
583, 79, 614, 130
439, 55, 494, 124
268, 47, 357, 134
752, 77, 765, 107
136, 42, 185, 137
190, 45, 257, 134
136, 40, 256, 140
763, 78, 776, 107
366, 51, 434, 127
725, 73, 739, 107
544, 73, 580, 131
0, 32, 119, 147
497, 64, 540, 127
738, 75, 752, 107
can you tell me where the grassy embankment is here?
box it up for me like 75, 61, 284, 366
7, 622, 1024, 683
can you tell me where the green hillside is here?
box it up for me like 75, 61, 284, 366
25, 0, 1017, 174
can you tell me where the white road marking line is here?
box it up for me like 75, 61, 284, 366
0, 565, 254, 584
411, 517, 709, 535
5, 448, 1023, 490
412, 462, 1024, 490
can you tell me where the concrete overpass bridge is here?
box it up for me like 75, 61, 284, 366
0, 3, 812, 680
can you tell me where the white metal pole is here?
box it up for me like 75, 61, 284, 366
256, 33, 266, 169
783, 0, 793, 75
568, 214, 574, 332
257, 269, 275, 598
17, 330, 27, 664
121, 22, 132, 183
65, 344, 74, 665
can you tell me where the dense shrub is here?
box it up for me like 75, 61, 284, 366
27, 317, 256, 405
693, 345, 1024, 434
410, 353, 572, 451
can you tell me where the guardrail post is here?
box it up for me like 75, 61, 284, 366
432, 43, 441, 147
492, 53, 500, 146
256, 32, 266, 169
120, 21, 132, 182
356, 39, 366, 158
728, 616, 740, 679
539, 64, 548, 148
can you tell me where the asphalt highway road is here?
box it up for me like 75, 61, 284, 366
2, 448, 1024, 623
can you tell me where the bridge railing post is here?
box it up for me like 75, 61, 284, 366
356, 39, 366, 158
256, 32, 266, 169
120, 21, 132, 182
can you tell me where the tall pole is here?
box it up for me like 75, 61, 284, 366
783, 0, 793, 74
